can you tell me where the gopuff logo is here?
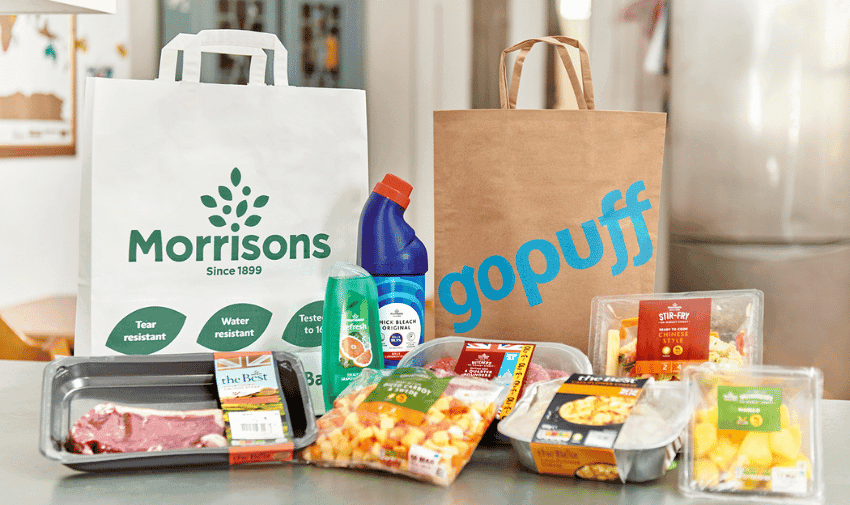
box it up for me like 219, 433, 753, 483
200, 167, 268, 233
128, 167, 331, 263
438, 181, 653, 333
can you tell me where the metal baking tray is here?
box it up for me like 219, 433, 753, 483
39, 351, 317, 472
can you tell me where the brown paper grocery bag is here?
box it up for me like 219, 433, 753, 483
434, 37, 666, 352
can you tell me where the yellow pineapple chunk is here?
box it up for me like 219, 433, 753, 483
694, 421, 717, 459
709, 436, 740, 470
780, 404, 791, 428
693, 458, 720, 487
789, 423, 802, 450
738, 431, 773, 467
769, 427, 801, 460
696, 406, 718, 426
718, 428, 746, 444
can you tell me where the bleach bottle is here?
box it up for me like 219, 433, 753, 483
358, 174, 428, 368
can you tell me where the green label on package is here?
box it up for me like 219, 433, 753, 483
718, 385, 781, 432
359, 368, 452, 424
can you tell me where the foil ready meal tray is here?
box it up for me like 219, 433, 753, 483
39, 352, 317, 472
497, 379, 689, 482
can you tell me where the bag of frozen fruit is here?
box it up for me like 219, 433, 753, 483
299, 367, 502, 485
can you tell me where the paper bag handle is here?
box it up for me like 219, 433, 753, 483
499, 36, 594, 110
158, 30, 289, 86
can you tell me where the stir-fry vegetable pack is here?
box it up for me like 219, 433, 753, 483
589, 290, 763, 381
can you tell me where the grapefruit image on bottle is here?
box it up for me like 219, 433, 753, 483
321, 262, 383, 410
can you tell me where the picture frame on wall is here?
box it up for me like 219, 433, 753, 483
283, 0, 364, 89
0, 15, 76, 158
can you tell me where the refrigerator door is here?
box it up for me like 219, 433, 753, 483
668, 0, 850, 241
669, 241, 850, 400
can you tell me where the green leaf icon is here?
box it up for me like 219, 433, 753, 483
245, 215, 261, 227
197, 304, 272, 351
236, 200, 248, 218
105, 307, 185, 355
201, 195, 217, 208
218, 186, 233, 201
231, 167, 241, 187
209, 215, 226, 227
281, 300, 323, 347
253, 195, 269, 208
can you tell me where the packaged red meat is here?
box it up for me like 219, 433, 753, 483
396, 336, 591, 415
300, 367, 502, 486
39, 352, 317, 472
67, 403, 226, 455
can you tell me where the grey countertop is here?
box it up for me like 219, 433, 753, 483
3, 359, 846, 504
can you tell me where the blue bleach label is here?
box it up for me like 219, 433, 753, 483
376, 275, 425, 368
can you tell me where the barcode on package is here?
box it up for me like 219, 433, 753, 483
408, 444, 446, 480
228, 410, 286, 440
770, 463, 808, 494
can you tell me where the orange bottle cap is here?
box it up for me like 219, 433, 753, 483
373, 173, 412, 209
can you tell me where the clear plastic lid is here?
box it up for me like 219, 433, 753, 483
680, 363, 824, 503
589, 290, 763, 381
397, 336, 592, 420
398, 336, 592, 385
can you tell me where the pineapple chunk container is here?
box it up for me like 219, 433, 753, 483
589, 290, 763, 381
680, 363, 824, 503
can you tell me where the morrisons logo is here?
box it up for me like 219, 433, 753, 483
129, 167, 331, 262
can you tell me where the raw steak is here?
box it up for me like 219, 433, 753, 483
67, 403, 226, 455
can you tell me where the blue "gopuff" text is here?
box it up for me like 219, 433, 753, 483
437, 180, 653, 333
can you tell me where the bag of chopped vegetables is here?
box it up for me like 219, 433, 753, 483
300, 367, 502, 485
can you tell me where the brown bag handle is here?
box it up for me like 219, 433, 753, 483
499, 36, 595, 110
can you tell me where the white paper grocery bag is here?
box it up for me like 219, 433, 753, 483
77, 30, 366, 410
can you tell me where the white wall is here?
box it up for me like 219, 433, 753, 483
365, 0, 472, 299
128, 0, 158, 80
0, 2, 137, 308
506, 0, 547, 109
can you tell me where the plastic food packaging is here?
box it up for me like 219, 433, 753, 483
680, 363, 823, 503
397, 336, 592, 409
589, 290, 763, 380
497, 377, 690, 482
40, 352, 317, 472
300, 367, 502, 486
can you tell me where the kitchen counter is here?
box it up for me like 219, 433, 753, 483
3, 359, 845, 504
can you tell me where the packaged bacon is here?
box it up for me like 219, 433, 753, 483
300, 367, 502, 486
589, 290, 763, 381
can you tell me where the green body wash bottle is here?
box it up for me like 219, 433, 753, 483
322, 262, 383, 411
